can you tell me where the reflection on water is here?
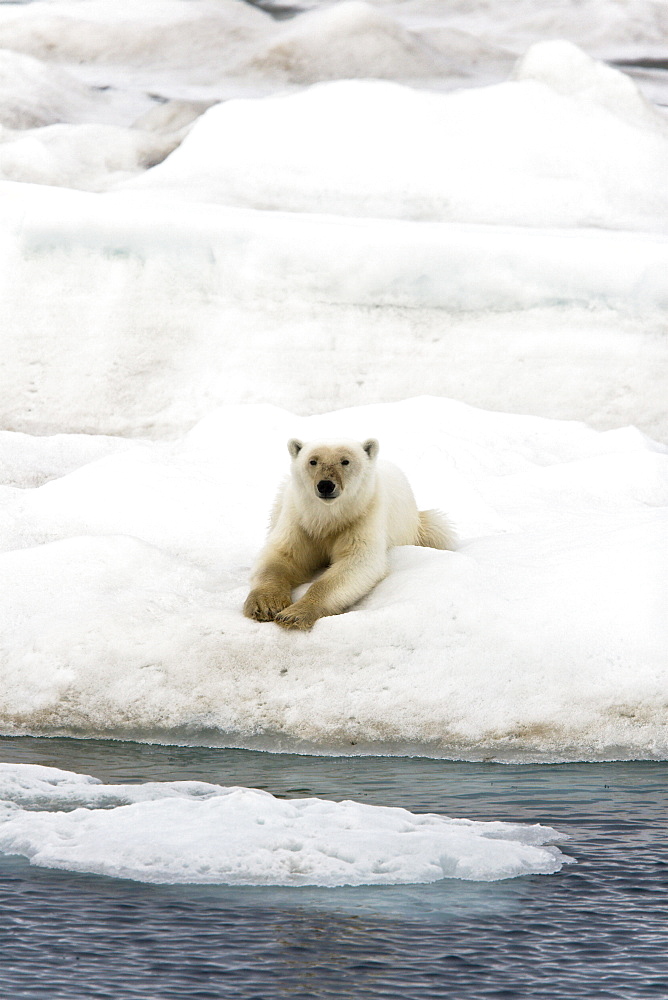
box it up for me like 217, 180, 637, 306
1, 737, 667, 998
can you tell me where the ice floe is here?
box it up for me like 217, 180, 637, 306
126, 49, 668, 233
1, 181, 667, 440
0, 763, 572, 884
0, 122, 182, 190
0, 1, 665, 766
0, 49, 110, 129
0, 398, 665, 761
0, 0, 666, 110
247, 1, 452, 83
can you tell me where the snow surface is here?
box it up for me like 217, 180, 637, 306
0, 763, 571, 884
0, 397, 665, 761
126, 53, 668, 233
0, 1, 666, 763
0, 27, 665, 439
1, 0, 665, 100
1, 180, 667, 440
0, 122, 183, 191
0, 49, 112, 130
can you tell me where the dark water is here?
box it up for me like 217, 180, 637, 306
0, 737, 667, 999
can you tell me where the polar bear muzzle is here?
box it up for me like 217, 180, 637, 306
316, 479, 339, 500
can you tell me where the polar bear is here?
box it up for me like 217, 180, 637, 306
243, 437, 455, 630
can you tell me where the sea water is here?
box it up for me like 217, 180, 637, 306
1, 736, 666, 999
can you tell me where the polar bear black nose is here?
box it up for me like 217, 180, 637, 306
317, 480, 335, 496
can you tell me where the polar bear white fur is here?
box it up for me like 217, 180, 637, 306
243, 437, 455, 630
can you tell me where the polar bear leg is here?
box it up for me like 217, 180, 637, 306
275, 546, 387, 630
244, 574, 294, 622
244, 547, 316, 622
244, 520, 326, 622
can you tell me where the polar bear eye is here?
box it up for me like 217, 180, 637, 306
341, 459, 350, 465
309, 459, 317, 466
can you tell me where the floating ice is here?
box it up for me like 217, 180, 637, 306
126, 59, 668, 232
339, 0, 668, 60
0, 0, 665, 107
0, 0, 272, 75
248, 1, 451, 83
512, 40, 666, 131
0, 0, 517, 99
1, 181, 667, 440
0, 49, 108, 130
0, 122, 181, 191
0, 763, 571, 884
0, 428, 134, 489
0, 12, 665, 438
0, 398, 665, 761
0, 1, 666, 766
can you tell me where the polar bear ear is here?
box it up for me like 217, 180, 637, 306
362, 439, 379, 460
287, 438, 303, 459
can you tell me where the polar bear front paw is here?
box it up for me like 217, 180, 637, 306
244, 588, 292, 622
274, 602, 321, 630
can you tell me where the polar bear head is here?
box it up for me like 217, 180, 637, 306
288, 437, 379, 503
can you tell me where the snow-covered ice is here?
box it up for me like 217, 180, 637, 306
125, 50, 668, 233
1, 0, 665, 100
0, 122, 183, 191
0, 763, 572, 884
0, 0, 666, 764
0, 49, 115, 130
1, 180, 667, 440
0, 397, 665, 761
0, 30, 666, 439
